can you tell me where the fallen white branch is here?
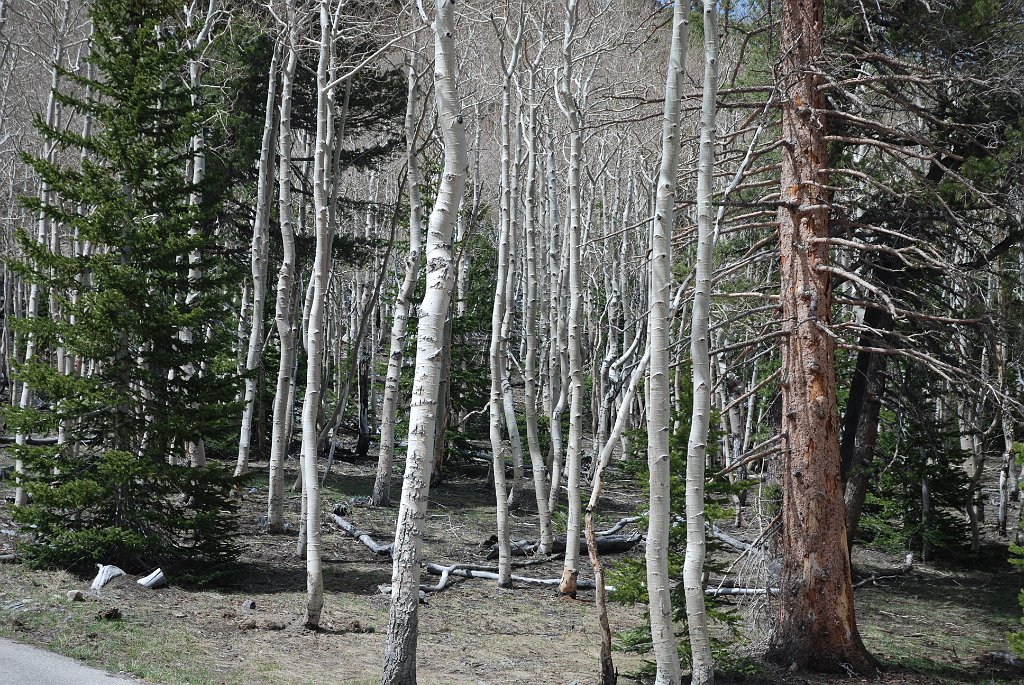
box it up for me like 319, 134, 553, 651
329, 512, 393, 555
90, 564, 125, 590
137, 568, 166, 589
711, 527, 751, 552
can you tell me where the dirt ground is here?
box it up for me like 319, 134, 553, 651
2, 452, 1023, 685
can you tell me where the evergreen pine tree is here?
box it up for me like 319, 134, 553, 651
7, 0, 240, 578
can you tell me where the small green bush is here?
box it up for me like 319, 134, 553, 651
13, 449, 239, 581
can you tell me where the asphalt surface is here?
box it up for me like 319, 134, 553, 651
0, 638, 143, 684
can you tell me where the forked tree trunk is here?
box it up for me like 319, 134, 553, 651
765, 0, 876, 672
382, 1, 467, 681
646, 1, 689, 681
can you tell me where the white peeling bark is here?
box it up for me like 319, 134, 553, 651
556, 0, 585, 596
684, 0, 718, 682
372, 39, 424, 508
267, 0, 300, 534
301, 0, 334, 629
647, 1, 689, 682
521, 67, 553, 553
382, 1, 467, 680
236, 45, 280, 478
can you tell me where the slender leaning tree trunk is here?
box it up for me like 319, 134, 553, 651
488, 22, 522, 586
268, 0, 300, 533
236, 46, 279, 477
684, 1, 717, 682
301, 0, 334, 629
382, 1, 467, 681
556, 0, 585, 596
522, 69, 553, 554
764, 0, 876, 672
646, 1, 689, 682
372, 37, 424, 508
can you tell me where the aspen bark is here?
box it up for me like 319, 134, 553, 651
646, 1, 689, 681
382, 0, 467, 679
521, 67, 553, 553
372, 38, 423, 508
556, 0, 585, 596
268, 0, 300, 533
684, 0, 717, 681
301, 0, 334, 628
488, 20, 523, 584
236, 45, 279, 477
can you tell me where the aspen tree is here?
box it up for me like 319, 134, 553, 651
488, 9, 523, 587
372, 31, 424, 508
267, 0, 300, 533
555, 0, 586, 596
236, 44, 280, 477
301, 0, 335, 628
546, 139, 568, 516
520, 59, 554, 554
683, 0, 718, 681
646, 0, 688, 680
382, 0, 467, 680
179, 0, 218, 470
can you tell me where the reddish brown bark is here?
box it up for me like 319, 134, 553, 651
765, 0, 878, 673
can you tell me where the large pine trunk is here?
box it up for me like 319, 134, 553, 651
765, 0, 876, 672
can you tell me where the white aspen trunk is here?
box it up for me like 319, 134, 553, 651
684, 0, 717, 682
488, 22, 521, 584
382, 1, 467, 680
180, 0, 218, 469
301, 0, 334, 628
504, 103, 525, 509
546, 142, 569, 515
268, 0, 300, 533
236, 45, 280, 477
556, 0, 585, 595
647, 0, 690, 682
372, 38, 423, 508
521, 67, 553, 553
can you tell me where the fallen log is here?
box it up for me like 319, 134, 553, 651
597, 516, 642, 536
331, 514, 762, 598
707, 587, 778, 596
329, 513, 393, 556
852, 553, 913, 589
485, 533, 641, 561
711, 527, 752, 552
424, 562, 611, 592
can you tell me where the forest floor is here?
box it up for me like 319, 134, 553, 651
1, 451, 1023, 685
